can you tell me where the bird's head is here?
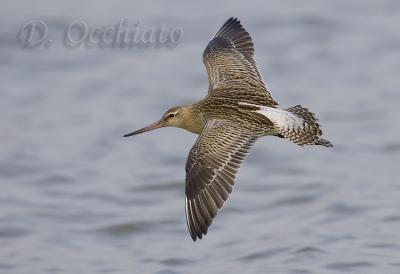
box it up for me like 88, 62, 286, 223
123, 106, 189, 137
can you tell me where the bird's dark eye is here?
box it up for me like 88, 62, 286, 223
168, 113, 175, 118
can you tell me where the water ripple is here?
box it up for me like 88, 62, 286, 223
325, 261, 375, 271
0, 227, 31, 238
237, 247, 289, 262
291, 246, 327, 255
159, 258, 193, 266
92, 221, 157, 236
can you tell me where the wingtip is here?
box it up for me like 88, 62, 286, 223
230, 17, 238, 22
189, 232, 202, 242
188, 226, 205, 242
227, 17, 239, 22
224, 17, 241, 28
219, 17, 241, 31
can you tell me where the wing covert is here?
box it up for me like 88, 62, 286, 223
203, 17, 278, 106
185, 119, 262, 240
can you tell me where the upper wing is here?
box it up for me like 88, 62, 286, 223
203, 17, 278, 106
185, 119, 263, 241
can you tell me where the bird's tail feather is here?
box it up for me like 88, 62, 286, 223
240, 102, 333, 147
314, 138, 333, 147
282, 105, 332, 147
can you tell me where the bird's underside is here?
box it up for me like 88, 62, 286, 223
184, 17, 332, 241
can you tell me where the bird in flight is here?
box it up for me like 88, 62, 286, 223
124, 17, 333, 241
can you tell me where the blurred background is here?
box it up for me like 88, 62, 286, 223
1, 0, 400, 273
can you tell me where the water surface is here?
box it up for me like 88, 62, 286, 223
1, 1, 400, 273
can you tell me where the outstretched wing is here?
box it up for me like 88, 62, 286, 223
203, 17, 278, 106
185, 119, 262, 241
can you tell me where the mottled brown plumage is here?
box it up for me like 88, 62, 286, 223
203, 18, 277, 106
124, 17, 333, 241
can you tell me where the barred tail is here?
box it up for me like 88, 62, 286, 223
283, 105, 333, 147
239, 102, 333, 147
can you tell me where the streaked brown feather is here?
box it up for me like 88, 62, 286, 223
203, 17, 278, 106
185, 119, 263, 241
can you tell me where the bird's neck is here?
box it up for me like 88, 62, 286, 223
180, 105, 206, 134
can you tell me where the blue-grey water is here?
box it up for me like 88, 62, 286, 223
1, 0, 400, 273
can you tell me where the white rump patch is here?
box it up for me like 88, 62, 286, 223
239, 102, 303, 132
